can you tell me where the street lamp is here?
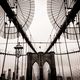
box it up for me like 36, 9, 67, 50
14, 42, 23, 80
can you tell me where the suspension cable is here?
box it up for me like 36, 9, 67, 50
58, 39, 65, 80
21, 38, 24, 76
17, 0, 37, 51
45, 0, 80, 53
63, 33, 73, 80
17, 0, 32, 30
1, 20, 11, 74
18, 0, 37, 53
73, 21, 80, 50
55, 43, 61, 76
24, 52, 27, 79
44, 28, 54, 52
55, 1, 64, 22
0, 0, 37, 53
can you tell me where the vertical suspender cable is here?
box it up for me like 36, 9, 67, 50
24, 55, 27, 80
55, 43, 61, 76
14, 53, 16, 80
1, 21, 11, 74
73, 22, 80, 50
14, 31, 19, 80
21, 39, 24, 76
58, 39, 65, 80
24, 43, 27, 80
63, 33, 73, 80
4, 11, 6, 38
73, 21, 80, 78
14, 1, 18, 77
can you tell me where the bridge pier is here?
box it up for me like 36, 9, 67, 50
50, 54, 57, 80
26, 52, 57, 80
26, 53, 32, 80
40, 67, 43, 80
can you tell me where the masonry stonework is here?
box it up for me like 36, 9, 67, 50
26, 52, 57, 80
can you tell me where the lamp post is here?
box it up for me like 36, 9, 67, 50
14, 42, 23, 80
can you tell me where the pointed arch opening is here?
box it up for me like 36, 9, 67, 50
43, 62, 51, 80
32, 62, 40, 80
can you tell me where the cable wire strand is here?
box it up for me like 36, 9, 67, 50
58, 39, 65, 80
63, 33, 73, 80
73, 21, 80, 50
1, 20, 11, 74
55, 43, 61, 76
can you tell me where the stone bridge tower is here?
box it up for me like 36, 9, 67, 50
26, 52, 57, 80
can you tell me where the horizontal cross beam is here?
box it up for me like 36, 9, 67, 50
0, 52, 26, 56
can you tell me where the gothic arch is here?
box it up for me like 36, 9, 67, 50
43, 62, 51, 80
26, 52, 57, 80
32, 62, 40, 80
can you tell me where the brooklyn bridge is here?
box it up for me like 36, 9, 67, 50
0, 0, 80, 80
